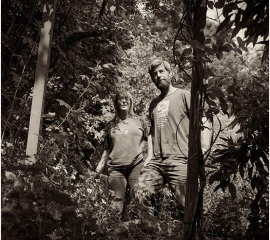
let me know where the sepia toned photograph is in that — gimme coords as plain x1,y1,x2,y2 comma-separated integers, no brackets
1,0,268,239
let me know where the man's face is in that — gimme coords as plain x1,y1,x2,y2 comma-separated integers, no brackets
151,63,171,91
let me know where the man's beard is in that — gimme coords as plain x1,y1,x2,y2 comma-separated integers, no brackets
156,81,169,91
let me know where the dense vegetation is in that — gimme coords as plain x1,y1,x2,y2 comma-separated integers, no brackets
1,0,268,239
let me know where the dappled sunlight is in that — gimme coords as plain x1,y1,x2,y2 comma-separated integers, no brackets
1,0,268,239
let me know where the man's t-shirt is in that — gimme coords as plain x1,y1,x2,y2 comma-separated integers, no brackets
104,116,148,168
149,88,190,158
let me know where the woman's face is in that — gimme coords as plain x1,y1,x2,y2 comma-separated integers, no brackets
117,96,130,112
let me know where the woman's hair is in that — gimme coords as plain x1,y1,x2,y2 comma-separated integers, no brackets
148,59,171,78
113,90,134,119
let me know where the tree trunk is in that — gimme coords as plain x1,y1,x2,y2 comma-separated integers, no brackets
184,0,207,239
26,0,56,163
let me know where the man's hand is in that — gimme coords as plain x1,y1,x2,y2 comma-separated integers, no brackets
201,116,212,154
145,134,153,167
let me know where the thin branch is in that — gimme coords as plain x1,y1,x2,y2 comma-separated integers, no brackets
6,7,19,37
237,54,257,76
98,0,108,23
1,34,40,142
61,31,103,51
5,2,38,80
173,13,192,81
37,76,94,158
214,0,222,24
203,112,223,163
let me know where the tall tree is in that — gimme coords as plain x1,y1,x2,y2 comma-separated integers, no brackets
26,0,56,162
184,0,208,239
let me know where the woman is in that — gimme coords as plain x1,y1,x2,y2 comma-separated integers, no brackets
96,90,152,215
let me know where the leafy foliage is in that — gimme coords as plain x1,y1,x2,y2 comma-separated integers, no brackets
1,0,269,239
208,72,269,239
1,150,120,240
173,0,268,238
204,174,252,240
214,0,269,47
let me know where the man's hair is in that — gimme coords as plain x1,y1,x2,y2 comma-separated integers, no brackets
113,89,134,119
148,59,171,78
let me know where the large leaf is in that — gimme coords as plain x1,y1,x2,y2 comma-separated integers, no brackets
228,94,241,105
209,171,220,185
214,0,225,9
221,43,234,52
44,190,75,206
182,48,193,55
216,15,232,34
49,132,70,142
56,99,72,110
239,164,245,179
207,1,214,9
234,11,242,26
227,85,235,95
237,37,245,47
205,46,215,55
189,40,204,50
232,25,242,39
214,183,222,192
216,51,223,60
204,38,211,45
212,87,225,98
228,182,237,200
251,176,260,190
206,98,217,107
260,198,267,210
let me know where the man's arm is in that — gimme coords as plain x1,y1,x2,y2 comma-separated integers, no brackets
201,116,212,154
184,91,211,154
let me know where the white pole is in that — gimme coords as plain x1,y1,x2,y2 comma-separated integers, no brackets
26,0,56,163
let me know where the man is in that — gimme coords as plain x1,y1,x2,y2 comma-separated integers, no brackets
133,59,211,219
